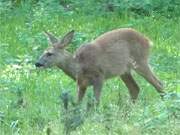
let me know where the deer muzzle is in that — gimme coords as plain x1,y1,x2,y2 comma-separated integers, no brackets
35,62,44,67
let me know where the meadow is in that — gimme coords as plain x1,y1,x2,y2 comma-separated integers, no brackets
0,0,179,134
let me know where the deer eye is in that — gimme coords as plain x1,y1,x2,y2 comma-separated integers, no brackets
46,52,53,56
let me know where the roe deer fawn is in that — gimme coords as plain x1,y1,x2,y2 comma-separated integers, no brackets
35,28,164,104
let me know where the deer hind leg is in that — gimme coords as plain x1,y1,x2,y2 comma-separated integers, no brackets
120,73,140,102
134,62,164,95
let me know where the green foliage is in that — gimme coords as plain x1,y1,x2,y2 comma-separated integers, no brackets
1,0,180,17
0,0,180,135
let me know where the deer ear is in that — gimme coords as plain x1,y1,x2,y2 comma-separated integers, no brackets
44,31,59,44
60,30,75,48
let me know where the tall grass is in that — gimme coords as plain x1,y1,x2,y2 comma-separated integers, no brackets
0,1,179,135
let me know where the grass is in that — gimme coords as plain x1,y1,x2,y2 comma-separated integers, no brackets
0,3,180,135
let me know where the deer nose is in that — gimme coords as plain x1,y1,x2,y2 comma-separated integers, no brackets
35,62,44,67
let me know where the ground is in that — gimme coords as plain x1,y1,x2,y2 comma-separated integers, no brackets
0,1,179,135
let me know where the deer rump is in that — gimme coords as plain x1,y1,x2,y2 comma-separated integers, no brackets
75,29,150,80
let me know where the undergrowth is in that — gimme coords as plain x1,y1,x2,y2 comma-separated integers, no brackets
0,1,179,135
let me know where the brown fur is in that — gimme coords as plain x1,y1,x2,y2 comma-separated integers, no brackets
35,28,164,104
75,28,164,103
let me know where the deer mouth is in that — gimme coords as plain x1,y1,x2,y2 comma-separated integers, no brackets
35,62,45,68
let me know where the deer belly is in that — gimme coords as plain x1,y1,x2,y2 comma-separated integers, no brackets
97,45,130,77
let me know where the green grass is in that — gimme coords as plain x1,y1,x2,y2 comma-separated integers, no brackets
0,4,180,135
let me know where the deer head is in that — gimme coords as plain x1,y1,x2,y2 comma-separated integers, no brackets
35,30,75,68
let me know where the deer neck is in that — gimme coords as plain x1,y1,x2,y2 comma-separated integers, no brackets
57,51,78,80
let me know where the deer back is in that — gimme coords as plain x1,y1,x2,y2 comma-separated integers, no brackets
75,28,151,79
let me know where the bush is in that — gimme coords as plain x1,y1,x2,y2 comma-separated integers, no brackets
1,0,180,17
